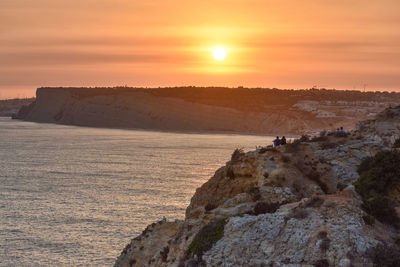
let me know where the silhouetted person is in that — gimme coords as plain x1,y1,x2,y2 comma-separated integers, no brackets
334,126,347,137
273,136,281,147
281,136,287,145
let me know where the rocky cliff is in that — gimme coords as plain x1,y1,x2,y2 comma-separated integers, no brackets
0,98,35,117
14,87,398,135
114,106,400,267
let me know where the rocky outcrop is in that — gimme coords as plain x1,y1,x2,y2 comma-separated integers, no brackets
357,105,400,147
115,107,400,267
15,87,398,135
203,192,377,267
311,135,384,187
114,219,183,267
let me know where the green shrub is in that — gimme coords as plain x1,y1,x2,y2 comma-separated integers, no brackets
160,246,169,262
366,243,400,267
314,259,329,267
187,217,229,258
393,138,400,148
253,202,280,215
354,150,400,226
356,156,372,174
362,214,375,225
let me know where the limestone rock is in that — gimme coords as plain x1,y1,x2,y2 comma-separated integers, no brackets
203,195,376,266
114,219,182,267
115,107,400,267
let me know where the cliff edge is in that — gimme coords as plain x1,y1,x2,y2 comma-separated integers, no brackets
115,105,400,266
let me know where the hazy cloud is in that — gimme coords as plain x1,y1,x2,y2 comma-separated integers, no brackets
1,0,400,97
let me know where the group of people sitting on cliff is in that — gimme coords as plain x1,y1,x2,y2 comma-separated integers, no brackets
334,126,347,137
336,126,346,134
273,136,286,147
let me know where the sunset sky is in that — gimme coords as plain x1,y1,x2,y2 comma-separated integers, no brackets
1,0,400,98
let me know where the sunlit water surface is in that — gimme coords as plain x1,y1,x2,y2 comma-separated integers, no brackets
0,118,274,266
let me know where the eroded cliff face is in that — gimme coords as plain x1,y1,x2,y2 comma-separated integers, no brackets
15,87,394,135
114,107,400,267
13,88,71,122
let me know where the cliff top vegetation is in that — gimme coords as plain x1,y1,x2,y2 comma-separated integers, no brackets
38,86,400,114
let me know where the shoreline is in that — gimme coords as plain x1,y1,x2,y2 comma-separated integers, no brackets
3,117,299,138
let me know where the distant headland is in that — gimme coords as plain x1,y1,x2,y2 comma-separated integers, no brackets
12,87,400,135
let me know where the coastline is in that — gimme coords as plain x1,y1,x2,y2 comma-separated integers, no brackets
13,87,396,138
4,117,299,139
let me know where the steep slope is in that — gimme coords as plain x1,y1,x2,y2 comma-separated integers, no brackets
114,107,400,266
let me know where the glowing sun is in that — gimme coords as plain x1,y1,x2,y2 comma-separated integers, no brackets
213,47,227,61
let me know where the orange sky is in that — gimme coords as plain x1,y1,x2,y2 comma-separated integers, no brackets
1,0,400,98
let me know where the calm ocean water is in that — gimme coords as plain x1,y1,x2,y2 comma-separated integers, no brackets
0,117,273,266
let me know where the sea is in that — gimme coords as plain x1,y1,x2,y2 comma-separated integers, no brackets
0,117,274,266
